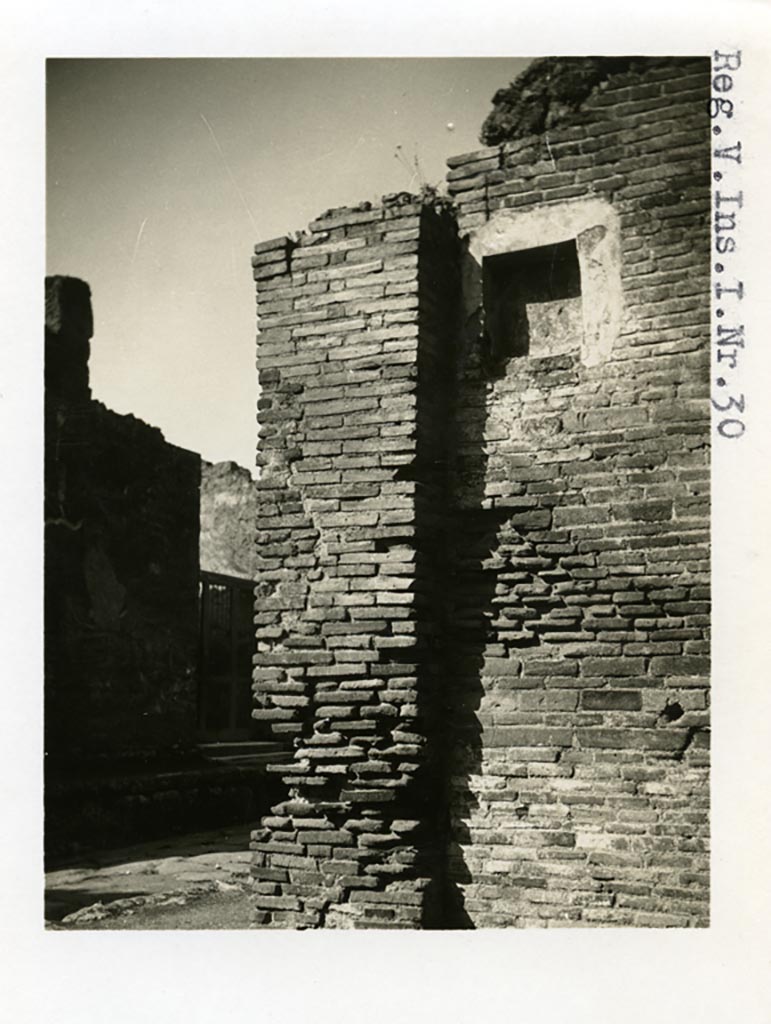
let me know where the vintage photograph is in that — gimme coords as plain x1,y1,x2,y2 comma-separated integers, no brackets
44,55,710,930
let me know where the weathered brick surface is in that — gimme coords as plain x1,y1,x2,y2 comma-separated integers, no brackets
252,58,710,928
251,193,457,927
443,58,710,928
200,460,260,579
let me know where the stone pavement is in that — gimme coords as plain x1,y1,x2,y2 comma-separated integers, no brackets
45,823,258,930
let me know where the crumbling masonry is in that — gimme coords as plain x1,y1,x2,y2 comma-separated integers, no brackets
250,58,710,927
44,278,277,858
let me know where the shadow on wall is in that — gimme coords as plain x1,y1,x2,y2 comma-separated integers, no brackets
442,242,506,928
441,245,584,928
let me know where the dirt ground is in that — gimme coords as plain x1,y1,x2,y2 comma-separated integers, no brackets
45,824,258,930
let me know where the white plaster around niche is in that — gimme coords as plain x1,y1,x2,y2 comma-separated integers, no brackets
467,198,623,367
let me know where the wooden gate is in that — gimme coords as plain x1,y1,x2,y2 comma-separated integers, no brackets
198,571,256,740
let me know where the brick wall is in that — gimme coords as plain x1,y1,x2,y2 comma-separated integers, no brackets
443,58,710,927
250,196,458,927
251,57,710,928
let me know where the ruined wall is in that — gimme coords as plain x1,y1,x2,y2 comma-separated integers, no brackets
251,57,710,928
200,460,260,579
444,59,710,926
45,276,201,762
250,196,458,927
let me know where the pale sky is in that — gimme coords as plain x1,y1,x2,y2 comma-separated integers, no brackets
46,58,529,472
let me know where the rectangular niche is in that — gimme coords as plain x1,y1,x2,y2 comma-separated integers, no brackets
482,239,583,360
